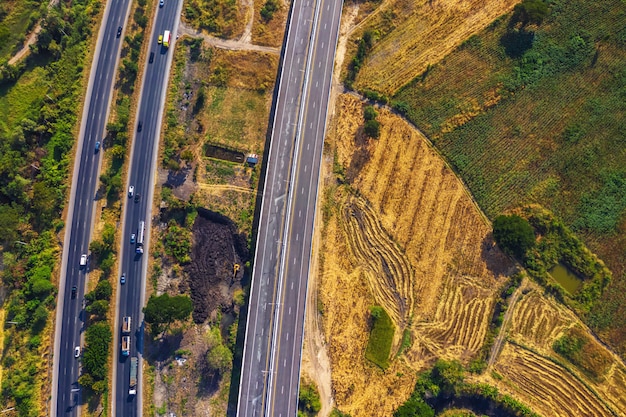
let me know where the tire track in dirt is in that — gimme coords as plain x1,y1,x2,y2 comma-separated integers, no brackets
342,195,415,330
496,343,616,417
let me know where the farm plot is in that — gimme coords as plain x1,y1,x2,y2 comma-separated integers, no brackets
318,94,513,414
509,289,575,351
494,343,616,417
342,194,415,331
350,0,518,96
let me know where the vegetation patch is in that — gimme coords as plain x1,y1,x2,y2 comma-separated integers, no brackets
391,0,626,351
553,326,612,381
298,380,322,416
365,306,394,369
184,0,243,39
0,0,41,62
395,360,539,417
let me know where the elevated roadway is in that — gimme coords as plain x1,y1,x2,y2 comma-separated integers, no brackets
237,0,342,414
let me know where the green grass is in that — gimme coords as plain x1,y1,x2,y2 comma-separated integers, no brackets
0,66,47,133
365,306,395,369
0,0,41,62
391,0,626,353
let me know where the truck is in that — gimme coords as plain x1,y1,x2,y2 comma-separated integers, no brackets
163,30,171,48
136,220,145,254
121,336,130,356
122,316,131,334
129,357,138,395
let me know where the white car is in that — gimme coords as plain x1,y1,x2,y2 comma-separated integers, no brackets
159,0,164,6
74,346,81,358
80,254,87,267
128,185,134,198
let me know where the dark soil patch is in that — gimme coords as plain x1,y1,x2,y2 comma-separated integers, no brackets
186,208,249,323
205,144,245,163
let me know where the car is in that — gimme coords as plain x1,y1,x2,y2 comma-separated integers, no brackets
95,141,101,152
74,346,81,358
130,233,136,244
120,273,126,285
137,121,143,132
149,51,155,63
158,34,163,44
80,254,87,267
71,285,77,299
128,185,134,198
134,193,141,203
117,26,122,38
159,0,164,6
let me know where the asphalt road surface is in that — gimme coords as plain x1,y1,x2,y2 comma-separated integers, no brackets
52,0,132,414
237,0,342,415
111,0,182,416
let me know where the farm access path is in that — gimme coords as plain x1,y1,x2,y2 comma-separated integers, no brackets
177,22,280,54
7,0,60,65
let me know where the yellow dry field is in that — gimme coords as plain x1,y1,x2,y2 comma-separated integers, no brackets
508,289,576,351
489,285,626,416
251,0,288,47
352,0,518,95
493,343,618,417
319,94,513,414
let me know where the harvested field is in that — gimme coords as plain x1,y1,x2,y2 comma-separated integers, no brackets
343,195,414,330
494,343,616,417
509,289,575,351
411,275,495,361
351,0,518,96
319,94,513,414
185,208,249,323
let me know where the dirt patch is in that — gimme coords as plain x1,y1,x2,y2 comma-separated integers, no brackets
185,208,249,323
205,144,245,163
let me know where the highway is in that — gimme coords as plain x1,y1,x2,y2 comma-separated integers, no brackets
237,0,342,415
51,0,132,414
110,0,183,416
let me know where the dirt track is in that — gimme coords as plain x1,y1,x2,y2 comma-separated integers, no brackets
185,208,249,323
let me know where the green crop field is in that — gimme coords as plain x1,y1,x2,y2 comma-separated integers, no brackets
392,0,626,354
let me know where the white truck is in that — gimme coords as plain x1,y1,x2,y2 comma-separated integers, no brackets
121,336,130,356
163,30,171,48
122,316,131,334
129,357,138,395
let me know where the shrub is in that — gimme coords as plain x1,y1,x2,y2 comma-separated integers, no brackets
493,214,535,259
365,306,394,369
364,119,380,139
298,382,322,415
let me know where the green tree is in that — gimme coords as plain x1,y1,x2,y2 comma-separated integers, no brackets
511,0,549,28
207,343,233,374
393,396,434,417
86,300,109,319
363,105,378,121
493,214,536,259
298,382,322,415
364,119,381,139
83,323,112,380
431,359,464,396
143,293,193,334
0,205,20,245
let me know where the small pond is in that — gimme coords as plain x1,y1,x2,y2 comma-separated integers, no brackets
549,263,583,295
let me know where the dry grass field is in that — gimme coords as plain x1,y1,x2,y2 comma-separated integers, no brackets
319,94,513,414
318,94,626,416
251,0,288,46
493,343,617,417
350,0,518,96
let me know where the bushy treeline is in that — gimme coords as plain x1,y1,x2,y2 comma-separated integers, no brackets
394,360,539,417
0,0,103,414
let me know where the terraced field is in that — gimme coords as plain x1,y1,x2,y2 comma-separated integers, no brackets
495,343,617,417
509,290,575,350
318,94,514,414
343,195,415,330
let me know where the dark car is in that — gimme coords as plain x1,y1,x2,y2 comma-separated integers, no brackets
137,121,142,132
134,193,141,203
95,141,101,152
149,52,155,63
117,26,122,38
71,285,77,299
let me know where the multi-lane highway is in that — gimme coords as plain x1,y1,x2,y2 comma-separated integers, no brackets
237,0,342,414
111,0,182,415
51,0,132,414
